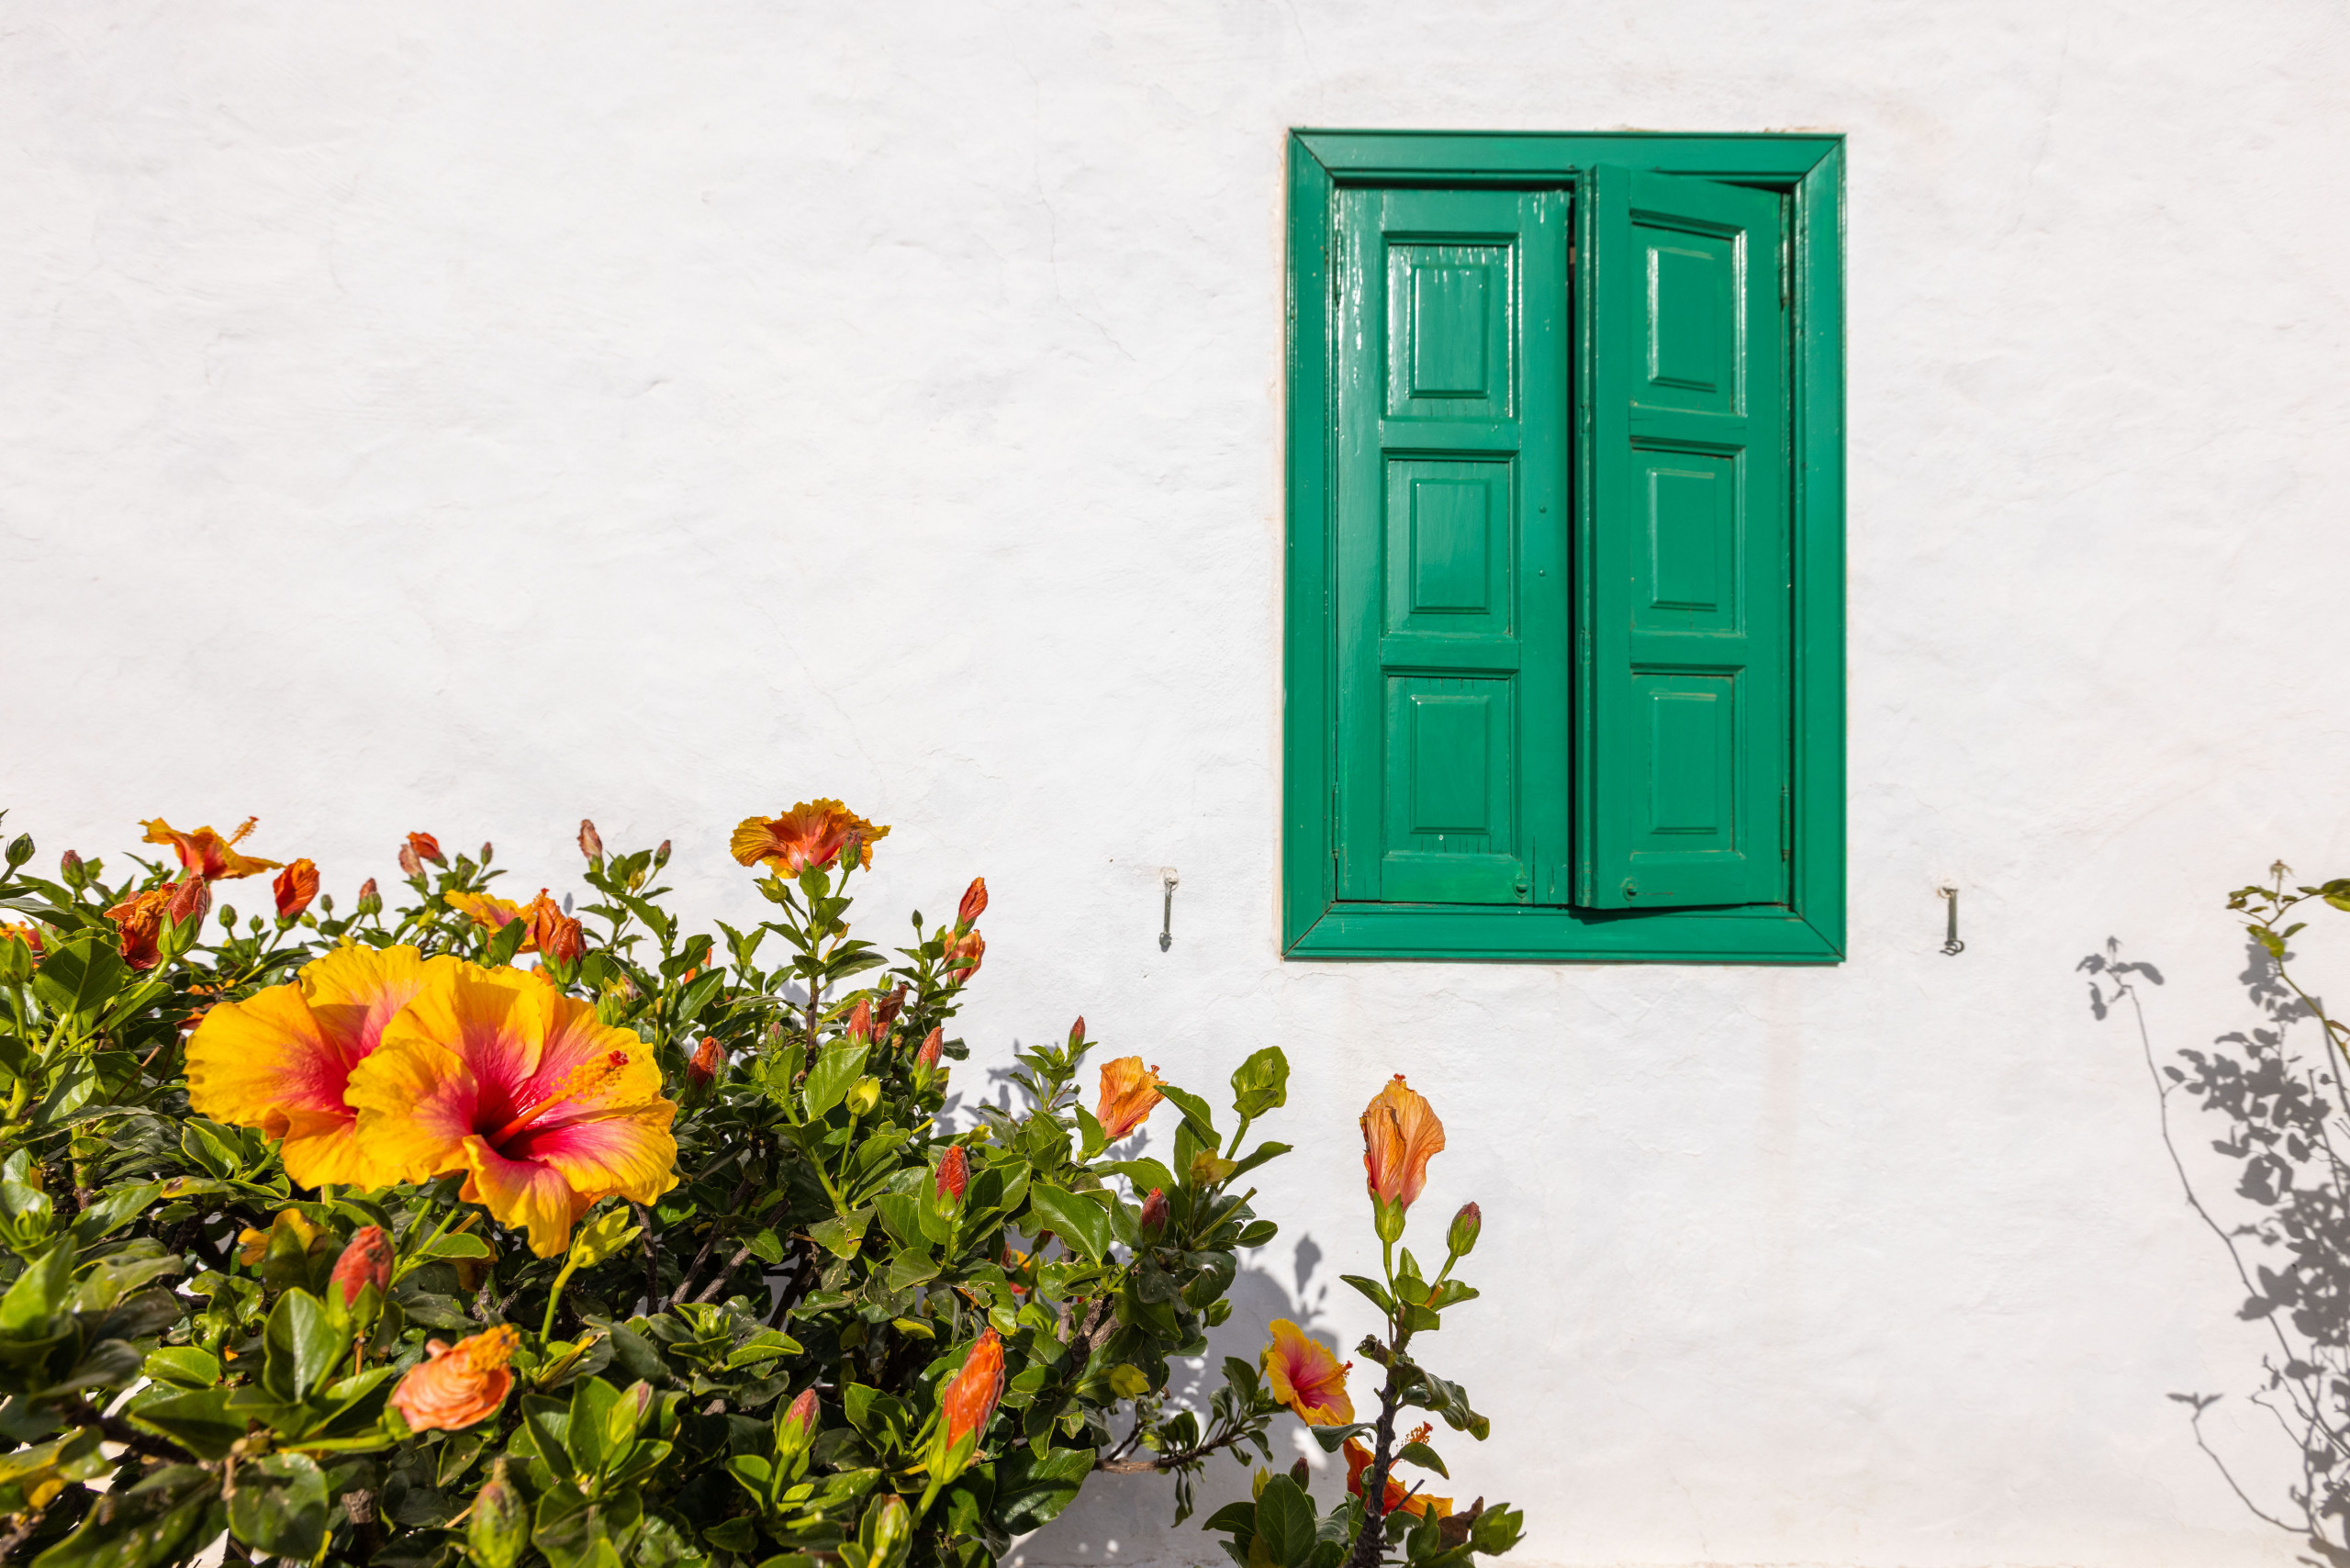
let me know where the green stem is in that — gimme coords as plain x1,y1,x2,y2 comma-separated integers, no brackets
541,1260,579,1340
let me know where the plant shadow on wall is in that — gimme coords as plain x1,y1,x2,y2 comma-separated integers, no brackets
0,802,1525,1568
2084,863,2350,1568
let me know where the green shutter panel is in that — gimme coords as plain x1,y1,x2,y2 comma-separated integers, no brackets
1578,165,1790,909
1333,186,1572,905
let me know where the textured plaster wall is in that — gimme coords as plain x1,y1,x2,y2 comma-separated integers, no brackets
7,2,2350,1563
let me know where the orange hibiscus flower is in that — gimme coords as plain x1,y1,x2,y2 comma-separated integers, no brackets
729,800,890,876
1361,1075,1445,1214
140,817,281,881
1345,1438,1450,1520
105,879,208,970
1260,1319,1353,1426
389,1326,520,1432
1093,1057,1164,1140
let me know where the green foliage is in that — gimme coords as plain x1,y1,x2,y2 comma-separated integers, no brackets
0,808,1322,1567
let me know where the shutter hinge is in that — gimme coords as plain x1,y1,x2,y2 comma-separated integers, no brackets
1779,229,1790,308
1331,245,1343,307
1781,785,1792,860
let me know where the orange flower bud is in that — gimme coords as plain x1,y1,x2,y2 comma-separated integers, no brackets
941,928,984,983
355,877,382,915
1138,1187,1169,1240
1093,1057,1164,1140
408,832,445,868
543,913,585,965
940,1328,1004,1446
578,819,604,860
957,877,988,931
1068,1016,1086,1047
935,1145,968,1202
845,998,873,1044
330,1225,394,1306
916,1027,944,1070
273,858,319,920
688,1036,722,1093
1361,1076,1445,1215
390,1325,519,1432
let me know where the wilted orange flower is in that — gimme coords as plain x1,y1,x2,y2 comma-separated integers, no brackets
1261,1319,1352,1426
957,878,987,930
1361,1075,1446,1214
686,1036,722,1095
523,891,583,963
390,1325,519,1432
940,928,984,983
1344,1439,1449,1518
577,820,604,861
346,963,679,1256
729,800,890,876
1138,1186,1169,1238
140,817,281,881
408,833,446,868
0,922,45,958
273,859,320,921
1094,1057,1164,1140
187,946,458,1186
105,879,208,970
875,983,908,1033
941,1327,1005,1445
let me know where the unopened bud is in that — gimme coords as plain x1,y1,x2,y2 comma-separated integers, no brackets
5,834,32,870
957,877,988,931
935,1146,969,1203
467,1457,529,1568
166,878,210,929
845,1077,881,1117
1447,1201,1482,1258
687,1036,722,1095
330,1225,394,1307
543,913,585,965
1291,1456,1311,1487
578,819,604,861
1138,1187,1169,1241
1069,1016,1086,1047
408,831,444,867
778,1387,821,1456
355,878,383,916
864,1493,912,1568
915,1027,944,1071
59,848,84,880
845,998,872,1044
478,841,494,865
653,839,672,869
273,858,319,921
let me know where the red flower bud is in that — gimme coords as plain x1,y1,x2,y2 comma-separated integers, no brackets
941,1328,1004,1445
273,858,319,921
330,1225,394,1306
687,1036,722,1095
543,913,585,965
355,877,382,915
1447,1201,1482,1258
935,1146,969,1202
778,1386,821,1453
478,841,494,865
916,1027,944,1070
957,877,988,931
845,998,872,1044
166,877,210,929
1068,1016,1086,1047
408,832,445,867
1139,1187,1169,1239
578,819,604,861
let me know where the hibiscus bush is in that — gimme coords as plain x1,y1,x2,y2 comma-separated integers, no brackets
0,804,1523,1568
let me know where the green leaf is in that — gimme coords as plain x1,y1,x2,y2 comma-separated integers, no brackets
485,914,531,967
990,1444,1094,1534
1396,1440,1449,1478
226,1451,329,1562
261,1289,343,1404
1102,1159,1180,1198
1255,1473,1317,1568
1158,1084,1219,1144
128,1387,244,1460
1226,1142,1292,1182
1202,1499,1259,1537
1340,1273,1395,1314
808,1208,872,1260
1027,1186,1112,1263
30,939,129,1026
142,1347,221,1390
803,1042,871,1121
0,1240,70,1336
422,1232,498,1262
1230,1047,1290,1118
31,1462,219,1568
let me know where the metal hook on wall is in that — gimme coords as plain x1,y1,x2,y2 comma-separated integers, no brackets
1938,886,1964,956
1158,868,1179,952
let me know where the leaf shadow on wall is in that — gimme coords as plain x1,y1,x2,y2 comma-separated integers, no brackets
969,1055,1355,1566
2085,938,2350,1568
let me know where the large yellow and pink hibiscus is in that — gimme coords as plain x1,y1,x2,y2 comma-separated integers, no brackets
345,963,678,1256
185,945,458,1186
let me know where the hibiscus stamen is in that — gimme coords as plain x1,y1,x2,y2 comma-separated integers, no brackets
490,1050,632,1145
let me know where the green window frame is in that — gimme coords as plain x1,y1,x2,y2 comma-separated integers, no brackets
1281,129,1845,963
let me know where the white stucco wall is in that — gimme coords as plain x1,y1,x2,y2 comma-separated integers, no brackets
9,2,2350,1563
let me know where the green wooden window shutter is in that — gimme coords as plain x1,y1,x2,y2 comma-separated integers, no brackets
1577,164,1791,910
1332,186,1572,906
